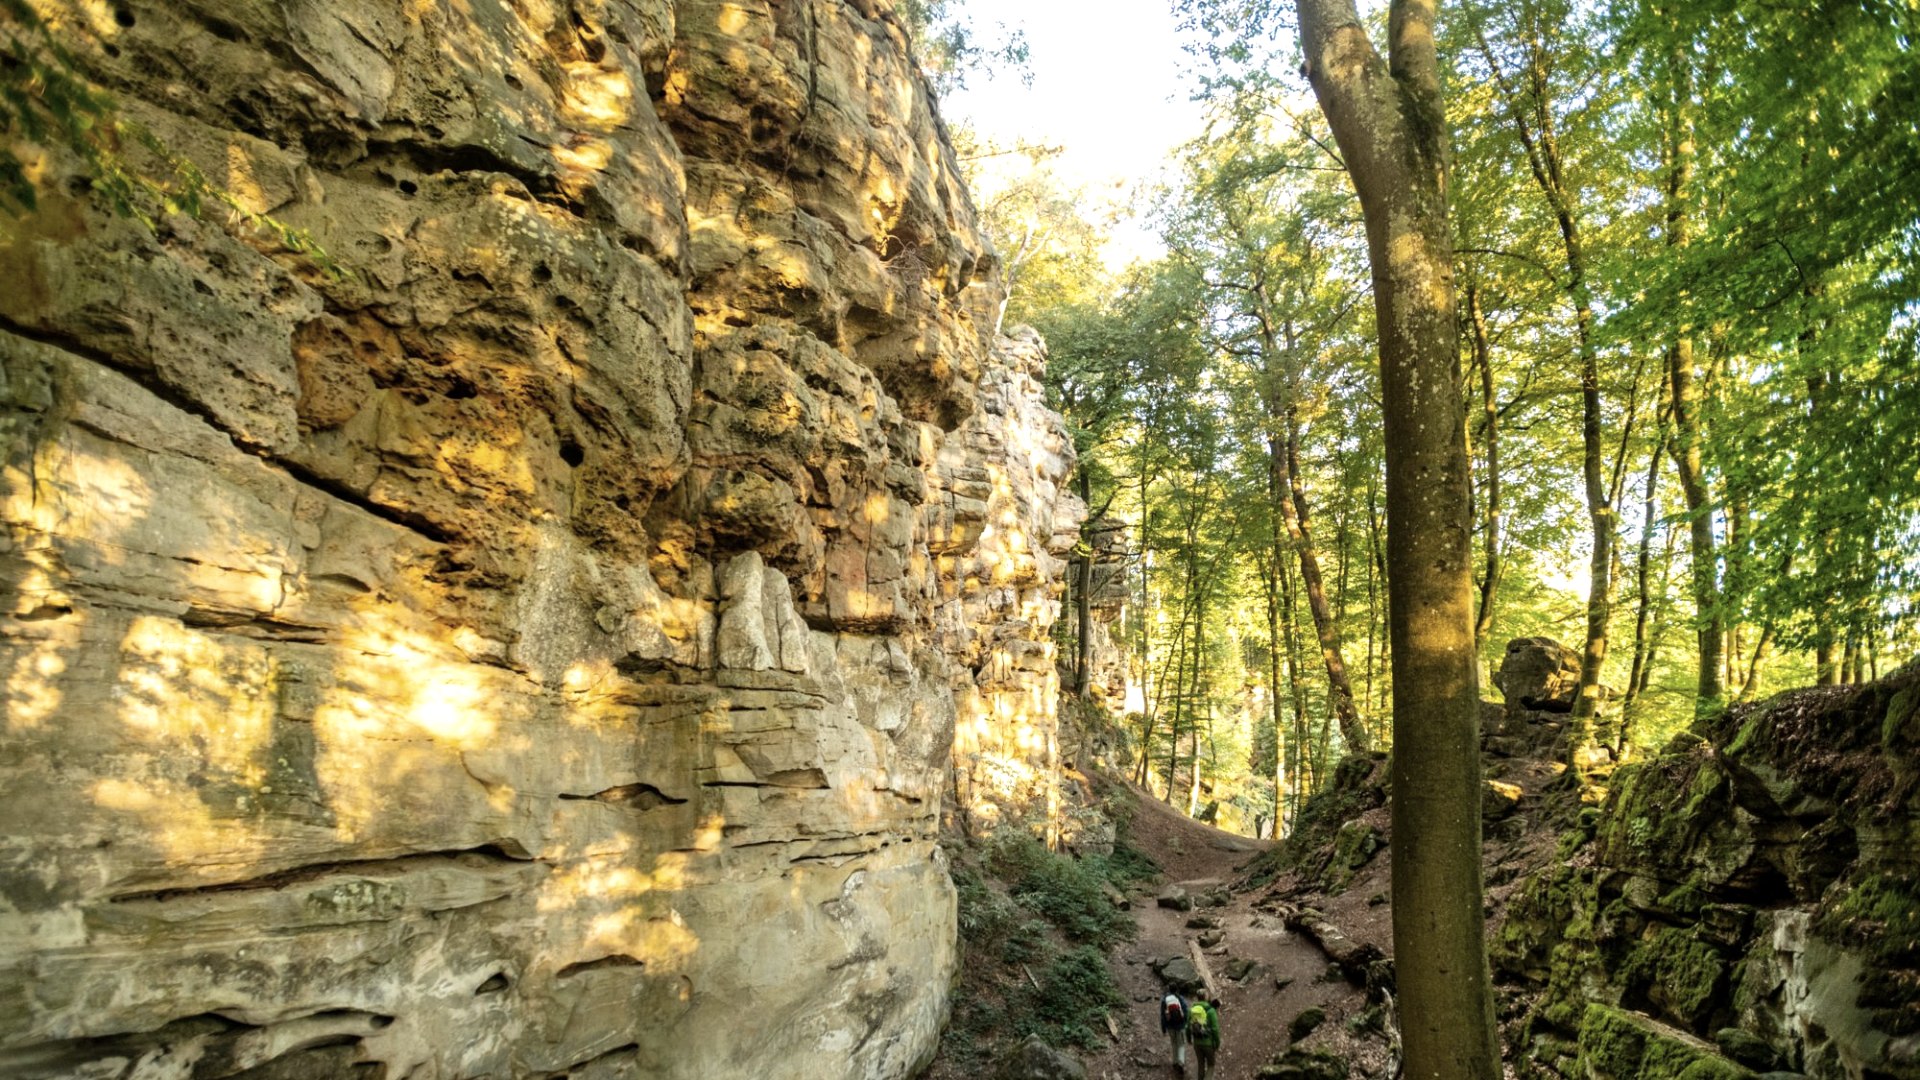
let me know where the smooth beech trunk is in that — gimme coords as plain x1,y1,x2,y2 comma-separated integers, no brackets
1470,8,1613,760
1271,424,1371,754
1468,283,1502,662
1660,40,1725,712
1296,1,1501,1077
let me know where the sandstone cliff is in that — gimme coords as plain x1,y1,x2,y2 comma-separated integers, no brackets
0,2,1083,1078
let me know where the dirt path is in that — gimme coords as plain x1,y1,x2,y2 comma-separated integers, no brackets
1087,785,1376,1080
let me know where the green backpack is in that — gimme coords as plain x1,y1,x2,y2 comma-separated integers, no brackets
1187,1001,1218,1048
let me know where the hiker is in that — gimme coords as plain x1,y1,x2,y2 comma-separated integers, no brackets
1188,993,1223,1080
1159,991,1189,1073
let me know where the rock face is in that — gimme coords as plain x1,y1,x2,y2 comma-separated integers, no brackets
1494,665,1920,1080
0,2,1081,1078
935,327,1084,840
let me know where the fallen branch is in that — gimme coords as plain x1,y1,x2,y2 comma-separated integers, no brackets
1285,907,1384,976
1186,939,1221,999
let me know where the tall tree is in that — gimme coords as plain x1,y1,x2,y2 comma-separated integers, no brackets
1165,133,1375,755
1295,0,1502,1076
1653,33,1725,712
1461,0,1621,756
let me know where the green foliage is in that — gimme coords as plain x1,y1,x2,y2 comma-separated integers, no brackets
896,0,1029,94
1024,945,1124,1049
1089,835,1161,890
984,829,1135,948
1,0,111,217
1,1,337,273
942,832,1130,1068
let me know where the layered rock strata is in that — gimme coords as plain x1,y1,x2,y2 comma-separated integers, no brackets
932,328,1084,842
0,2,1081,1078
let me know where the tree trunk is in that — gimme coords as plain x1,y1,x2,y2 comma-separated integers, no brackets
1817,639,1839,686
1134,455,1153,786
1623,419,1667,737
1297,2,1501,1075
1471,9,1611,760
1658,41,1725,715
1266,455,1291,835
1266,555,1288,836
1468,282,1502,664
1165,581,1194,803
1185,598,1208,814
1276,417,1371,753
1073,469,1094,696
1282,548,1310,799
1736,625,1775,703
1366,477,1389,718
1668,335,1724,711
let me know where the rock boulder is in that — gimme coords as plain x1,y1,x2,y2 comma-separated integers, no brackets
991,1035,1088,1080
1496,636,1584,712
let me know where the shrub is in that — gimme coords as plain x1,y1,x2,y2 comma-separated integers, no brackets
985,830,1134,947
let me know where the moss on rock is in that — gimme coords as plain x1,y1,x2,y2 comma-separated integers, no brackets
1621,925,1733,1033
1577,1003,1756,1080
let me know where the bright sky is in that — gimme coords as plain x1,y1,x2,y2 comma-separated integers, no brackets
938,0,1214,265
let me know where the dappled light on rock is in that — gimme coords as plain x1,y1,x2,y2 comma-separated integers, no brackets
0,2,1086,1078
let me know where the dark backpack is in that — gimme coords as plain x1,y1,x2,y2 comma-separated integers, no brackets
1162,996,1185,1028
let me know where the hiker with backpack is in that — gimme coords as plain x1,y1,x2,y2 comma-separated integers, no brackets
1160,991,1189,1073
1187,993,1223,1080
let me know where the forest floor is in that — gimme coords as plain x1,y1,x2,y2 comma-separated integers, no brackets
1086,733,1572,1080
1083,783,1392,1080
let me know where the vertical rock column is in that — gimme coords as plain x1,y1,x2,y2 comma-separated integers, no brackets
927,328,1089,843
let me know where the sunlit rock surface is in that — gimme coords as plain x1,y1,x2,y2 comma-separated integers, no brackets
0,2,1079,1077
930,328,1084,841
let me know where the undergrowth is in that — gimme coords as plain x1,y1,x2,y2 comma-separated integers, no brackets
937,811,1160,1069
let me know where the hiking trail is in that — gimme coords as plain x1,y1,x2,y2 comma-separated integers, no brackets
1086,783,1393,1080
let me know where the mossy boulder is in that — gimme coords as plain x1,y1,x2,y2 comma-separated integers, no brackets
1713,1027,1783,1072
1578,1004,1756,1080
1324,820,1382,892
1599,734,1796,915
990,1034,1087,1080
1621,925,1735,1033
1256,1048,1349,1080
1813,871,1920,1037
